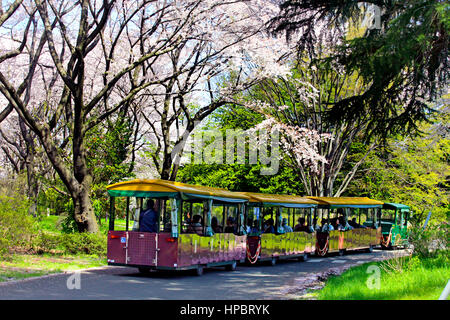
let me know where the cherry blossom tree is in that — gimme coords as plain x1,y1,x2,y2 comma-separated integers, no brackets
0,0,294,232
127,0,294,181
0,113,44,215
0,0,340,233
0,0,201,232
239,61,379,197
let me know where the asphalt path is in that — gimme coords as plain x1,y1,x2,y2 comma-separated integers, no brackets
0,249,407,300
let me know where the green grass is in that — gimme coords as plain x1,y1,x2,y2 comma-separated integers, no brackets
0,269,49,282
38,215,129,234
1,215,108,283
38,214,129,234
318,252,450,300
0,253,107,283
37,215,60,231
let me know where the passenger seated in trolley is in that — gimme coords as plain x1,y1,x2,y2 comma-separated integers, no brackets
224,216,237,234
211,216,221,233
343,218,353,230
187,214,204,235
311,218,321,232
349,217,366,229
294,217,308,232
249,220,260,234
246,217,253,234
139,199,158,233
334,218,344,231
282,218,293,232
321,219,334,232
263,218,275,233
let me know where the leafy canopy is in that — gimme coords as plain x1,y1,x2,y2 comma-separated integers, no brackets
270,0,450,140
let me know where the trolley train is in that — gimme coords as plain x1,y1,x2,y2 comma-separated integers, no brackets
106,179,410,276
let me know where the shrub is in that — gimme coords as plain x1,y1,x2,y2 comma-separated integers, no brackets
0,194,37,256
57,202,78,233
59,232,107,256
31,231,60,253
379,250,413,274
408,222,449,258
32,231,107,257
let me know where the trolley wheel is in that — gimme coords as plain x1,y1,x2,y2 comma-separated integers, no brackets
339,249,345,256
269,257,277,266
226,261,237,271
299,253,308,262
195,265,204,276
138,267,151,274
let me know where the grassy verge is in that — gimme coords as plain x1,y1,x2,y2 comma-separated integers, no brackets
0,215,108,283
0,253,107,283
317,252,450,300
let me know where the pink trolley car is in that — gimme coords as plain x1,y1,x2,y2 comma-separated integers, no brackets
106,179,250,276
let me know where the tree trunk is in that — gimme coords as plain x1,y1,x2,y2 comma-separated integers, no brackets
26,161,39,217
37,129,99,233
160,155,172,180
71,143,99,233
72,184,98,233
19,117,40,216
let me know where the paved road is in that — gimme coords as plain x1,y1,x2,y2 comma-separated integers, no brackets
0,249,407,300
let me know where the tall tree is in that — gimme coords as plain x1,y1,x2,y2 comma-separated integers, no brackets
0,0,211,232
131,0,293,181
0,0,293,232
236,57,380,196
269,0,450,139
346,100,449,222
0,114,43,216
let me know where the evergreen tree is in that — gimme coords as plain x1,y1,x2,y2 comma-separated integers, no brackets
270,0,449,139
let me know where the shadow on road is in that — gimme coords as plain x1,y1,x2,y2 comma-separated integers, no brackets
0,248,409,300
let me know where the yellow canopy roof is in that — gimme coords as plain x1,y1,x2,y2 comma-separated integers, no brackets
237,192,318,207
106,179,250,201
307,196,384,207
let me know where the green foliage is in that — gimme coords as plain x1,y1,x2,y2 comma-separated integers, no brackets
32,231,107,257
79,111,136,224
346,108,449,223
58,233,106,256
0,254,106,282
272,0,450,139
318,252,450,300
210,104,264,131
0,193,37,256
45,199,82,234
0,189,107,257
32,232,60,253
86,113,135,185
408,222,449,258
36,180,70,217
34,213,107,256
177,103,306,194
178,162,305,194
36,215,59,232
